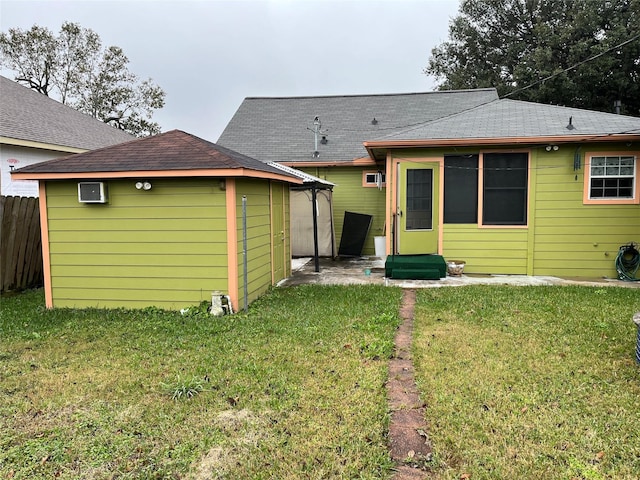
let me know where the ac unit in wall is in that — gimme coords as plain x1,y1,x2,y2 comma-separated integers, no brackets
78,182,108,203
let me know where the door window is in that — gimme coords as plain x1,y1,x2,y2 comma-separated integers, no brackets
406,169,433,230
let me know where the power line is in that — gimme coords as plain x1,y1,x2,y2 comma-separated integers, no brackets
504,33,640,99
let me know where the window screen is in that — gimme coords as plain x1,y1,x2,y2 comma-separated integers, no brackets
444,155,478,223
406,169,433,230
483,153,528,225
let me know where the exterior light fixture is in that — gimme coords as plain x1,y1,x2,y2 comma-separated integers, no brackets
545,145,559,152
135,181,152,190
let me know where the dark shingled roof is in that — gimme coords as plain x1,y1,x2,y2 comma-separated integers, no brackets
13,129,300,180
217,89,499,163
0,75,134,150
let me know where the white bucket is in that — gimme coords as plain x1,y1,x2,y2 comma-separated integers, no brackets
374,236,386,258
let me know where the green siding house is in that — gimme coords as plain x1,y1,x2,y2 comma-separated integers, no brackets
12,130,301,311
365,99,640,278
217,89,499,256
219,93,640,280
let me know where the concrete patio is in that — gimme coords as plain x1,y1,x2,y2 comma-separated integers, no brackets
278,256,640,289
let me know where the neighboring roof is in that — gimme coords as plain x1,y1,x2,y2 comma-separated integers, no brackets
217,89,499,164
0,75,134,151
11,129,302,183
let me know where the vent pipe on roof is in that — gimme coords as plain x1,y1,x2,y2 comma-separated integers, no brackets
614,100,622,115
566,116,575,130
308,116,327,158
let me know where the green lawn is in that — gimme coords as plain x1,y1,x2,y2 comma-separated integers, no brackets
413,285,640,480
0,286,402,479
4,284,639,479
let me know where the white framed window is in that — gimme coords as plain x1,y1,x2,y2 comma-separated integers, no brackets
362,170,385,188
586,155,637,203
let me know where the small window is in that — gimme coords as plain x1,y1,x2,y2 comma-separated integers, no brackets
588,155,635,200
482,152,528,226
363,171,386,188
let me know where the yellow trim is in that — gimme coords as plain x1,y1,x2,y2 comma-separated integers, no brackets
38,183,53,308
478,150,531,229
385,151,393,254
582,151,640,205
526,150,538,275
225,179,239,313
0,136,86,153
12,168,303,184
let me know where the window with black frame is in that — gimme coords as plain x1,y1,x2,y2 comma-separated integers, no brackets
444,155,479,224
406,169,433,230
482,152,528,226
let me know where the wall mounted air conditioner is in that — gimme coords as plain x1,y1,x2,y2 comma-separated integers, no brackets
78,182,108,203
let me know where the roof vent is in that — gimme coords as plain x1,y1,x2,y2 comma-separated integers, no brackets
371,117,378,125
566,116,575,130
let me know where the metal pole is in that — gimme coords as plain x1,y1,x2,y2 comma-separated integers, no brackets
242,196,248,312
312,186,320,272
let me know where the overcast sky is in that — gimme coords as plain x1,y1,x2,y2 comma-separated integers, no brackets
1,0,461,141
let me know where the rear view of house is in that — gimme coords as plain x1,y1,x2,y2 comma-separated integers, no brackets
219,91,640,280
12,130,302,311
366,99,640,279
217,89,499,257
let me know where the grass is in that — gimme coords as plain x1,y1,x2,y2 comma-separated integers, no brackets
412,285,640,479
0,285,402,479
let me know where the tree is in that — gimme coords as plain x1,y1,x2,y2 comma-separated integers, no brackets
0,22,165,136
425,0,640,116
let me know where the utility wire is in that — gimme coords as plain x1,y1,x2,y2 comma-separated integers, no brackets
504,33,640,98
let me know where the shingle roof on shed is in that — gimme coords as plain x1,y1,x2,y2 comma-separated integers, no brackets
12,129,301,182
381,99,640,141
0,75,134,151
217,89,499,163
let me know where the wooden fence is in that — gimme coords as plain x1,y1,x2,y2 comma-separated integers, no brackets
0,196,43,292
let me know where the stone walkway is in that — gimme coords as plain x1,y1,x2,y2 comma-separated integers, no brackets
387,289,431,479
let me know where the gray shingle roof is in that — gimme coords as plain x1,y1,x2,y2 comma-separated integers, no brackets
382,99,640,141
12,129,301,182
217,89,499,163
0,75,134,150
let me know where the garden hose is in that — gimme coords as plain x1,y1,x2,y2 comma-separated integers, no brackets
615,243,640,281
